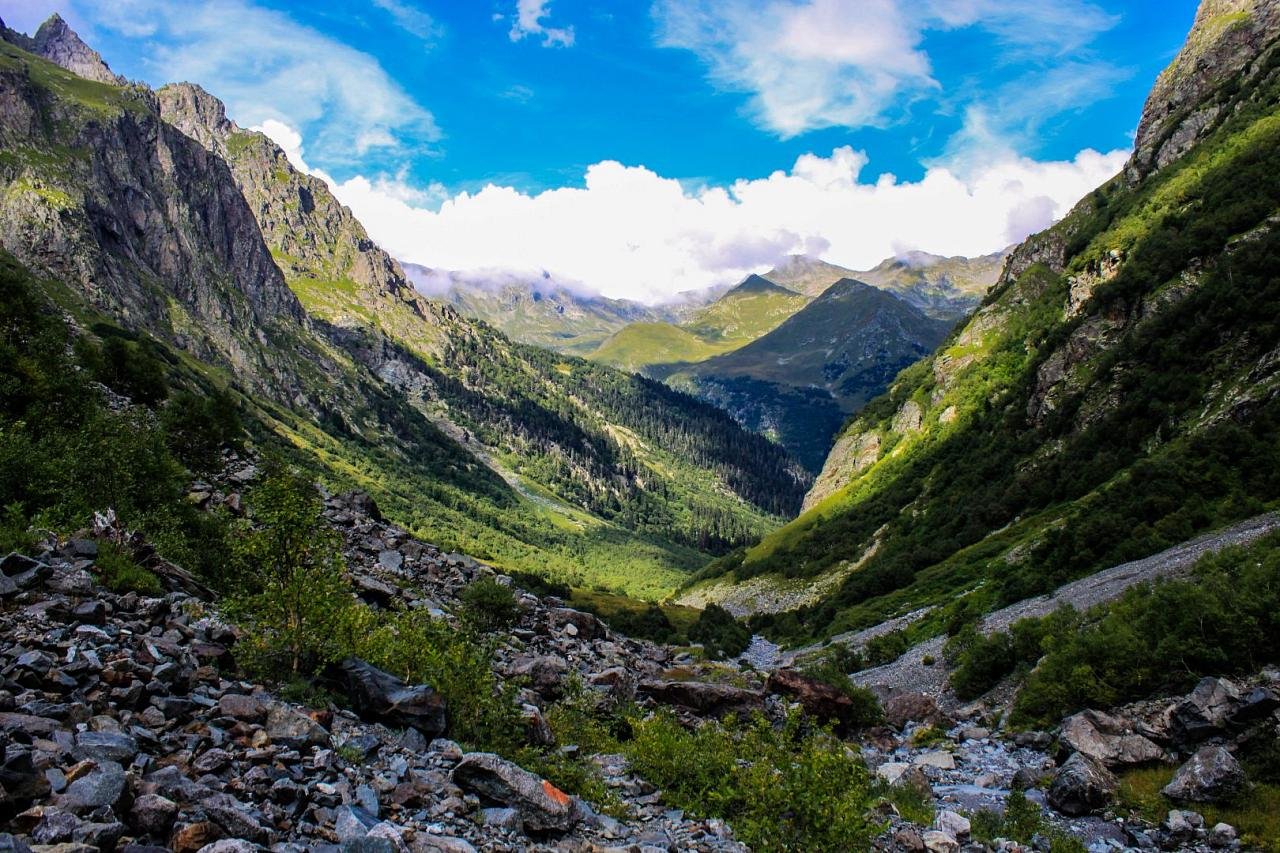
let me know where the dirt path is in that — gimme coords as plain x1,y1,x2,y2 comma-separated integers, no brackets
843,512,1280,702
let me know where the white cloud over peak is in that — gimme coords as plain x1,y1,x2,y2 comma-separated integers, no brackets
509,0,574,48
64,0,439,167
306,141,1126,304
653,0,1120,138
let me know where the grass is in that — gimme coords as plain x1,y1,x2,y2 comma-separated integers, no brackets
0,40,146,117
95,542,162,595
1118,766,1280,852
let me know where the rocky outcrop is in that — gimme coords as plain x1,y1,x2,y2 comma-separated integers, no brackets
1059,709,1163,768
19,14,126,85
1130,0,1280,180
802,429,880,510
451,753,579,833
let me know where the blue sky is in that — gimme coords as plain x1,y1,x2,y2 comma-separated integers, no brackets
4,0,1202,300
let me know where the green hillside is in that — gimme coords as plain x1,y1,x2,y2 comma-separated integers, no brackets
591,275,811,373
688,24,1280,641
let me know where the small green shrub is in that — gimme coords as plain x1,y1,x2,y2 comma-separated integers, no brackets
863,629,910,667
688,603,750,659
460,577,520,631
800,651,885,729
910,724,948,748
95,541,161,594
970,789,1086,853
160,388,243,474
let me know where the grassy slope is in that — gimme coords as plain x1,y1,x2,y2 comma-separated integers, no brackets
591,283,811,374
688,47,1280,640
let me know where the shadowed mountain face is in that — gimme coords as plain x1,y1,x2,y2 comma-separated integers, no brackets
665,280,954,472
0,17,810,597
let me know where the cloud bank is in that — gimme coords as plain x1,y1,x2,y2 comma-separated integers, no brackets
653,0,1120,138
279,135,1126,304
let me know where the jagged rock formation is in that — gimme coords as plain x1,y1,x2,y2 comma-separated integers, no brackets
1,13,126,85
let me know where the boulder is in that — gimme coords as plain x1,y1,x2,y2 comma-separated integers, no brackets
265,703,330,749
451,752,578,833
129,794,178,836
637,680,763,718
1046,752,1117,816
333,658,447,737
547,608,605,640
509,655,569,701
1162,746,1245,803
73,731,138,764
884,692,949,730
1171,677,1242,742
217,693,267,721
1060,709,1163,768
766,668,866,731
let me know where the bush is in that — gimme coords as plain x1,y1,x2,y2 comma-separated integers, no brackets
161,388,243,474
95,541,161,595
863,629,910,667
626,710,882,851
1011,534,1280,727
460,577,520,631
688,603,751,659
970,789,1086,853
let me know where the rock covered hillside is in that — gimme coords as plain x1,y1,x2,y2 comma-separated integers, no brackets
683,0,1280,641
0,16,807,597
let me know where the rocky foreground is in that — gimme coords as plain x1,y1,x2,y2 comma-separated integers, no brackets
1,473,1277,852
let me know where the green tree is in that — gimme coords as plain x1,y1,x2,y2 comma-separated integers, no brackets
227,463,352,676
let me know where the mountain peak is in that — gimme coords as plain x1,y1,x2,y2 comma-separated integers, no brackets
727,273,795,297
1131,0,1280,178
31,13,126,86
157,83,237,155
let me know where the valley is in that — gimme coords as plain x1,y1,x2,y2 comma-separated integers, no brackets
1,2,1280,851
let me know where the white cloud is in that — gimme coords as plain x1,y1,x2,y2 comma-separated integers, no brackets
653,0,1119,138
64,0,439,167
321,144,1127,304
509,0,574,47
371,0,442,45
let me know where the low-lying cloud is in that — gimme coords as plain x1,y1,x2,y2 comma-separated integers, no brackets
287,138,1126,304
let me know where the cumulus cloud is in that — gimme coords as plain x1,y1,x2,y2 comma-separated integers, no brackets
313,144,1127,304
653,0,1119,138
63,0,439,168
509,0,574,48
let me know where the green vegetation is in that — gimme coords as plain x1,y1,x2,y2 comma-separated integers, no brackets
94,541,161,595
459,577,521,631
938,533,1280,723
970,789,1087,853
1118,766,1280,852
723,49,1280,647
688,603,751,659
798,652,886,729
0,40,147,117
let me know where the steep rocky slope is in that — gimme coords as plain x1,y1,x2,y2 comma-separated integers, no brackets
685,0,1280,643
0,18,804,596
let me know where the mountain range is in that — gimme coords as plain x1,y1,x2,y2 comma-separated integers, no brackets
683,0,1280,647
0,14,808,599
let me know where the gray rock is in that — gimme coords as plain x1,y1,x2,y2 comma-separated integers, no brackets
61,761,126,810
74,730,139,764
201,794,271,844
1162,746,1245,803
197,842,260,853
1172,677,1242,742
130,793,179,835
332,658,446,737
265,703,329,748
1046,752,1117,816
1060,709,1162,768
452,752,579,833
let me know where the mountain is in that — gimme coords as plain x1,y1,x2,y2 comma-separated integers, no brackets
403,264,674,355
851,248,1009,320
760,255,859,297
681,0,1280,640
591,272,810,371
668,280,954,472
0,19,808,598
